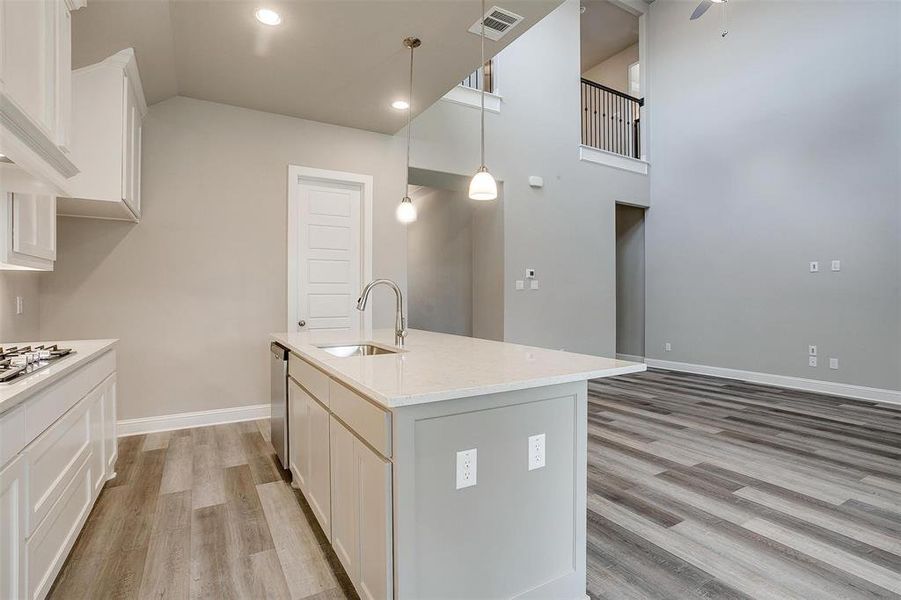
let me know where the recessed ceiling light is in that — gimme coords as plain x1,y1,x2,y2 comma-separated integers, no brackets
391,100,410,110
255,8,281,26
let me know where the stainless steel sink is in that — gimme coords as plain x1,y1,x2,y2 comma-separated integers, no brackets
316,344,397,358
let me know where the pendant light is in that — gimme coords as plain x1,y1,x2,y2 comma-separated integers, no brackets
396,37,421,224
468,0,497,201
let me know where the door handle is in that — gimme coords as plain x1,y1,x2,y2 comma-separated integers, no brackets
298,320,306,327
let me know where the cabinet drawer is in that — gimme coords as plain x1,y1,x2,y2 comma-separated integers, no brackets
25,393,92,536
289,354,329,407
26,456,92,600
329,381,391,458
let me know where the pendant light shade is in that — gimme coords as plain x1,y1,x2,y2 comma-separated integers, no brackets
469,166,497,201
396,37,421,224
396,196,417,223
469,0,497,201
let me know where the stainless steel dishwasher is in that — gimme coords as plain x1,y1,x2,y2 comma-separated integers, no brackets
270,342,289,469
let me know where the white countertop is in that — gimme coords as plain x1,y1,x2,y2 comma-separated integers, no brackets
0,339,118,415
271,329,645,409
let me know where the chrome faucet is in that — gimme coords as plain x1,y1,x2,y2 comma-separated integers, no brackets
356,279,407,347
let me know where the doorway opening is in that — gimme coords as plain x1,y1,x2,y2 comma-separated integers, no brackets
405,168,504,342
615,203,645,361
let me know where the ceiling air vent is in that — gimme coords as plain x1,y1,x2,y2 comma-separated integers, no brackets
468,6,524,41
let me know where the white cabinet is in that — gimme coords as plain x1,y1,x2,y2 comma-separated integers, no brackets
288,354,393,600
329,417,358,575
58,48,145,221
0,0,79,191
330,417,393,600
0,346,116,600
0,455,26,600
288,377,331,539
0,191,57,271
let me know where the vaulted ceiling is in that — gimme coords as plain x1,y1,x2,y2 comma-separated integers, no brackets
72,0,562,134
579,0,639,72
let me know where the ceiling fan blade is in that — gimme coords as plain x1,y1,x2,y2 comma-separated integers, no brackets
690,0,714,20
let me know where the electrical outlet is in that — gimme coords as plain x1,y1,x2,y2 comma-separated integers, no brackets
809,261,819,273
808,345,817,356
528,434,546,471
515,280,524,290
829,358,839,370
456,448,477,490
664,342,672,352
831,260,841,272
15,296,23,315
809,356,818,367
530,280,539,290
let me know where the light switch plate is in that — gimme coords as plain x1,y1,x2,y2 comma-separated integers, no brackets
831,260,841,272
530,280,539,290
809,261,819,273
456,448,477,490
528,434,546,471
808,345,817,356
829,358,839,369
664,342,672,352
515,280,524,290
15,296,23,315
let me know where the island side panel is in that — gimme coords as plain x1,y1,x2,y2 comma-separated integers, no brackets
392,381,587,600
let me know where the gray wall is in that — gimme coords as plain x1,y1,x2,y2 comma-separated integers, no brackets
582,42,638,95
0,272,41,343
645,0,901,390
411,0,649,357
407,186,473,337
39,96,407,420
615,204,644,358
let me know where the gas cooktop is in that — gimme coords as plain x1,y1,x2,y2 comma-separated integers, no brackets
0,345,75,384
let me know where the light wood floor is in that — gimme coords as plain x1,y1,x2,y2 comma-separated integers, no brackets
48,369,901,599
587,369,901,600
48,420,357,600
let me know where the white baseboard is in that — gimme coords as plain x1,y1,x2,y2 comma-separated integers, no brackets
616,353,646,363
117,403,271,437
645,358,901,406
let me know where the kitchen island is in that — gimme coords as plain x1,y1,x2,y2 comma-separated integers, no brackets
271,329,644,600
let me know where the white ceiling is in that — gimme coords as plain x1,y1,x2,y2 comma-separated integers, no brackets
72,0,561,134
579,0,639,72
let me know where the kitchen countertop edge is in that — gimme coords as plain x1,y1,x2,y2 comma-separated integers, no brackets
0,339,119,416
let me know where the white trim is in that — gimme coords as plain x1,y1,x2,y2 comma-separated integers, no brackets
579,145,649,175
117,404,271,437
441,85,502,113
286,165,373,335
606,0,648,16
645,359,901,407
616,353,646,363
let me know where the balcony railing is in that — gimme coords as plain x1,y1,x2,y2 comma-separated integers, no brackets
461,59,495,93
581,78,644,159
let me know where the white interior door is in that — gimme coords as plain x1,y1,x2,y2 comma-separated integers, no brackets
290,168,371,336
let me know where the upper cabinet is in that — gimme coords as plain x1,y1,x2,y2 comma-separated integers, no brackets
58,48,145,221
0,0,82,192
0,191,57,271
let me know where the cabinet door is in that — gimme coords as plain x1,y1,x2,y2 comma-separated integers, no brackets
87,386,105,497
11,193,56,261
102,376,117,477
288,378,310,493
54,0,72,152
121,76,135,210
306,397,331,540
329,417,358,578
0,455,26,600
0,0,56,137
355,442,392,600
